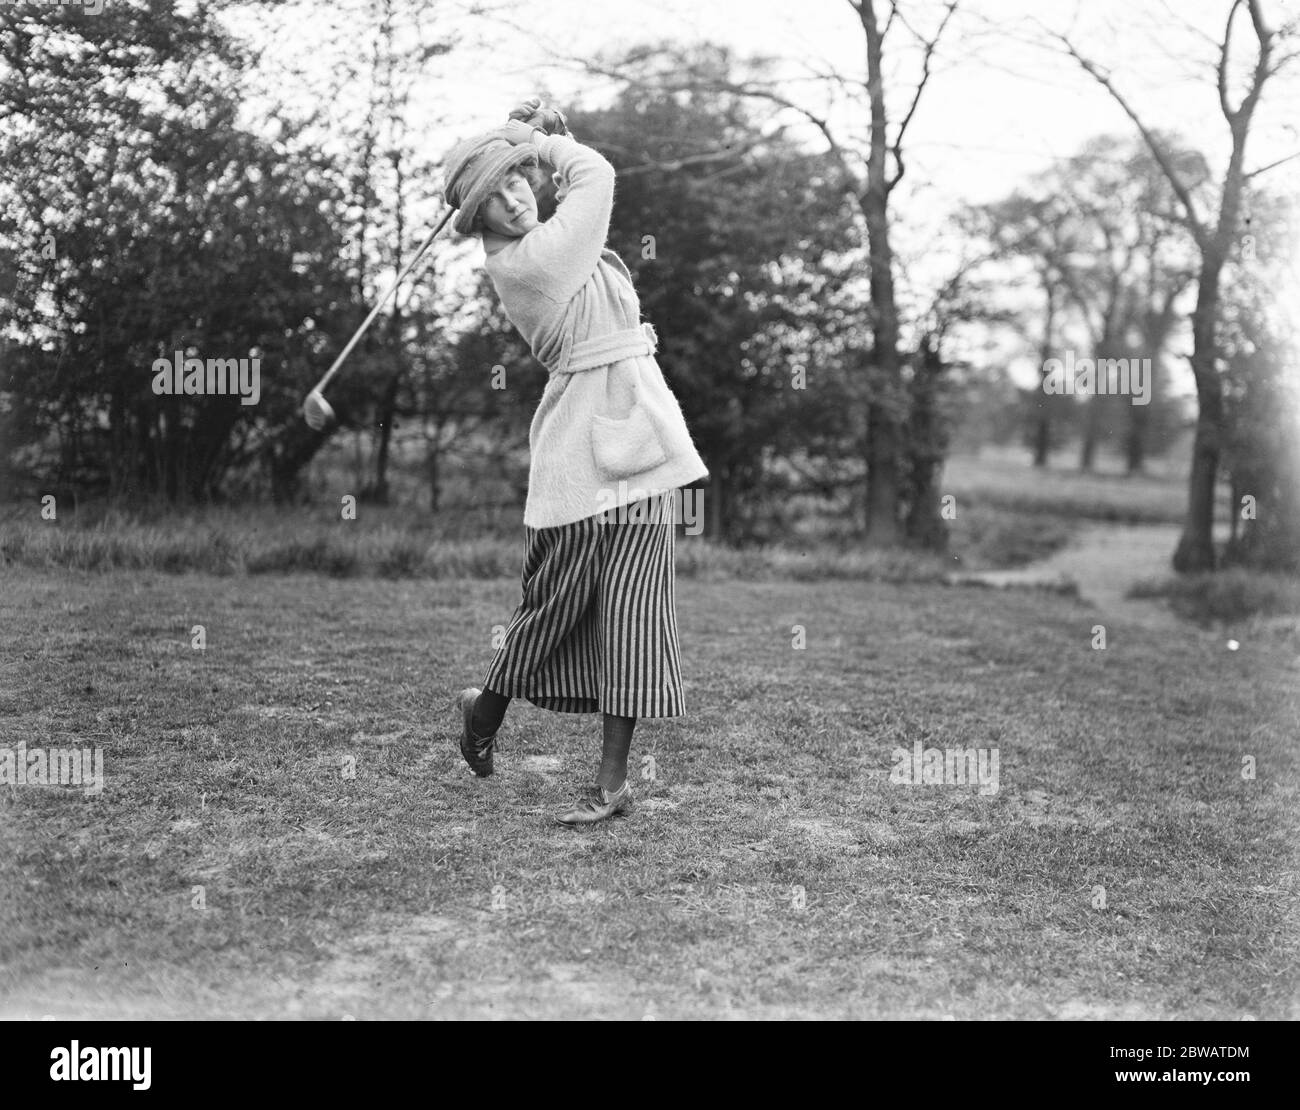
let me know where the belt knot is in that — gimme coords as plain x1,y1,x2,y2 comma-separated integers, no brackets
549,322,658,376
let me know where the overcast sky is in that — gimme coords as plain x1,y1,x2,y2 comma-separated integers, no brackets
236,0,1299,204
444,0,1298,196
230,0,1300,393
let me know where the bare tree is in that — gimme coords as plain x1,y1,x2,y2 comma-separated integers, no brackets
1050,137,1199,473
972,191,1083,467
1055,0,1297,570
572,1,960,546
853,1,961,544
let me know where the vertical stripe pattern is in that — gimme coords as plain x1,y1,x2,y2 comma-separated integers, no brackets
481,493,684,717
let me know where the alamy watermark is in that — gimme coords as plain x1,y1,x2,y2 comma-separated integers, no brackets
594,482,704,535
1042,350,1151,406
890,742,999,796
1,742,103,795
151,350,261,406
50,1042,150,1090
0,1,106,13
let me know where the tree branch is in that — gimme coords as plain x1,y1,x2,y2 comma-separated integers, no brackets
1236,0,1275,132
887,0,960,194
1053,32,1209,251
580,57,864,194
1244,149,1300,178
882,1,899,45
615,132,780,176
1218,0,1244,121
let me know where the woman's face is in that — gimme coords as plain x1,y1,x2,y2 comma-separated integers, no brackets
479,169,539,237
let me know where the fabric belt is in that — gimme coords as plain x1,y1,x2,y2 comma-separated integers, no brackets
548,321,658,376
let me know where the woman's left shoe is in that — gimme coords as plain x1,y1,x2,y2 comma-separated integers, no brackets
554,780,634,826
455,687,496,777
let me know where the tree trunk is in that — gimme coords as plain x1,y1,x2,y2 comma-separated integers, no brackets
1224,466,1300,574
865,400,901,543
268,425,326,504
1172,261,1224,572
903,338,949,551
370,374,398,504
1080,329,1120,473
1125,400,1148,474
1079,390,1101,472
109,384,127,496
427,437,441,512
1033,281,1057,468
1128,260,1179,477
859,0,902,546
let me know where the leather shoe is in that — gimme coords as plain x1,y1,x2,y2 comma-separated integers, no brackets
554,780,634,826
456,687,495,777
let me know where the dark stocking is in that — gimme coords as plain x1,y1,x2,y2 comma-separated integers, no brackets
470,688,511,739
597,713,636,793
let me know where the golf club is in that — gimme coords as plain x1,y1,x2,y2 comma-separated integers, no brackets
302,205,455,431
302,103,563,431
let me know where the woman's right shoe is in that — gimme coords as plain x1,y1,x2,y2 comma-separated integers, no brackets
554,780,634,825
456,687,496,777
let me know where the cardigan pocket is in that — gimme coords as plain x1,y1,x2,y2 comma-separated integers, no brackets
591,390,668,481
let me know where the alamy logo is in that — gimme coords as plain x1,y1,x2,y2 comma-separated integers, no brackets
890,742,999,796
151,350,261,406
0,1,105,14
50,1042,150,1090
1042,350,1152,406
0,743,103,795
593,482,704,535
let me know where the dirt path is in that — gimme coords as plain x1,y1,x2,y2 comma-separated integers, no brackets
951,522,1195,630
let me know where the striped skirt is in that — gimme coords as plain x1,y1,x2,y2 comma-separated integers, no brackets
481,492,685,718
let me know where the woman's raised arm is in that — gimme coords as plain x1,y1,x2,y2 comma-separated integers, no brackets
506,129,616,303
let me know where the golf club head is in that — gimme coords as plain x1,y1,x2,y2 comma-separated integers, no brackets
303,390,335,431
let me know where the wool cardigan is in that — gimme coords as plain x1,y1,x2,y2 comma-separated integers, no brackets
480,130,709,529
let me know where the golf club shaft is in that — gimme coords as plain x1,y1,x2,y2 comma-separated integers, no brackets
312,206,454,394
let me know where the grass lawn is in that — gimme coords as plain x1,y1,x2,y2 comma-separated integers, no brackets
941,446,1228,526
1,566,1296,1019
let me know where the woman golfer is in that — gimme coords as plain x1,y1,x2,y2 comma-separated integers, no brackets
441,99,708,825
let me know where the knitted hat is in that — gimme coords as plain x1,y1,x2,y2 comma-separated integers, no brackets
441,128,540,236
